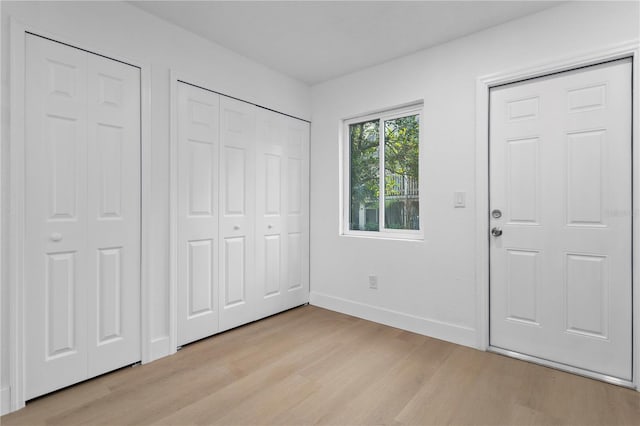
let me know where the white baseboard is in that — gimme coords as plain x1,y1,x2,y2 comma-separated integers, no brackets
309,291,478,348
0,386,10,416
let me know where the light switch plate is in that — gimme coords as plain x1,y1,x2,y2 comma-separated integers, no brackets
454,191,466,208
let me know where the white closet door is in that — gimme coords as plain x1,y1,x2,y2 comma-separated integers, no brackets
25,34,90,400
86,53,141,376
177,82,220,345
255,109,287,315
219,97,257,331
283,118,310,308
24,34,141,399
255,110,309,315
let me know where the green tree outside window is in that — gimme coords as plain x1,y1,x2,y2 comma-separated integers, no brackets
349,113,420,232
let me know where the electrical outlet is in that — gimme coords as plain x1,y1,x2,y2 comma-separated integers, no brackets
368,275,378,289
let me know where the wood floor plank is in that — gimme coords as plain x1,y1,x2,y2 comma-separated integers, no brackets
2,305,639,426
272,325,414,425
317,337,456,425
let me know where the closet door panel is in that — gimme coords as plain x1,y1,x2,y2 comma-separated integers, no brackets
224,237,246,305
255,110,309,315
86,53,141,377
24,36,89,399
219,96,257,331
284,119,310,304
177,83,220,346
255,110,287,315
25,34,142,399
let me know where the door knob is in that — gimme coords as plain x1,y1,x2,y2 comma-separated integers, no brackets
491,227,503,237
50,232,63,242
233,225,240,230
267,224,273,229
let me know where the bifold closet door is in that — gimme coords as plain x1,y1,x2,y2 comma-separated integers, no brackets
25,34,141,399
283,117,310,307
255,110,309,316
219,96,257,331
176,83,220,346
175,85,309,340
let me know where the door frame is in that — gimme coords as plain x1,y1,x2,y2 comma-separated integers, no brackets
6,17,154,411
475,40,640,389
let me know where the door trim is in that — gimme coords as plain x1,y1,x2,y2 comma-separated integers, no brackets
475,40,640,389
7,17,153,411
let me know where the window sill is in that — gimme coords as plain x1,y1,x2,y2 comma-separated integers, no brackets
340,231,424,242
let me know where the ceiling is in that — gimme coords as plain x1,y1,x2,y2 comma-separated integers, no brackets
131,1,563,85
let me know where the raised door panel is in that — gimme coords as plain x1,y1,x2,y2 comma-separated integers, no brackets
223,147,247,215
264,154,282,216
188,240,216,316
505,250,540,325
97,248,123,344
566,130,605,226
46,252,79,357
287,232,303,291
188,140,215,216
219,96,256,331
264,236,282,297
506,137,539,225
288,158,303,216
224,237,246,306
47,116,80,220
177,82,220,345
95,124,123,218
86,52,141,377
565,254,608,339
25,34,89,399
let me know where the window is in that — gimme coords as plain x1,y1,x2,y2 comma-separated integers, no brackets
343,104,422,239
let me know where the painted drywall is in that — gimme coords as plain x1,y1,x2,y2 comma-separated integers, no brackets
0,0,4,415
0,0,310,413
309,1,640,347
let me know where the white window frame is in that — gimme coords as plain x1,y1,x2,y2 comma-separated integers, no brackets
342,103,424,240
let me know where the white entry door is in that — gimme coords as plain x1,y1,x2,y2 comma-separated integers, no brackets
25,34,141,399
176,82,220,346
489,59,632,380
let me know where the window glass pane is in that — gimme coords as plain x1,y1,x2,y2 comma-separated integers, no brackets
349,120,380,231
384,115,419,230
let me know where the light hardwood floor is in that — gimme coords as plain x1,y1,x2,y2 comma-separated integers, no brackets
3,305,639,425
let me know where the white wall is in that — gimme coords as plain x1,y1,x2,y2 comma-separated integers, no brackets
309,1,640,347
0,0,310,413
